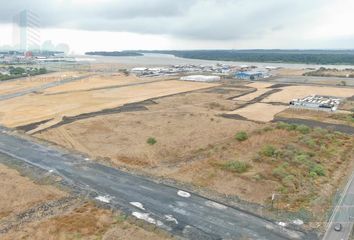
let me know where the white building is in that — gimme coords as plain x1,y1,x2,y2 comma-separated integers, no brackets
180,75,221,82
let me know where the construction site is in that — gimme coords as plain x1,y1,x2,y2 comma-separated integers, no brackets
0,62,353,239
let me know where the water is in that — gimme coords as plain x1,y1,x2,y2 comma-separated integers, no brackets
73,53,354,69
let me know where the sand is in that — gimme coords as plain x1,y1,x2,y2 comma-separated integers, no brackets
227,103,289,122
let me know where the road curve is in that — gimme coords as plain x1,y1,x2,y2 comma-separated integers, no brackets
0,126,314,239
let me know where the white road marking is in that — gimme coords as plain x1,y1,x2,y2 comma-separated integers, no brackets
277,222,287,227
130,202,145,210
95,195,112,203
132,212,163,226
205,200,227,210
292,219,304,226
177,190,191,198
165,215,178,224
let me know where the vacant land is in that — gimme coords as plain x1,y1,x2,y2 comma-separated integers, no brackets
1,70,353,231
262,85,354,104
0,163,66,220
304,68,354,78
35,86,256,166
227,103,288,122
0,71,81,96
0,159,172,240
0,79,217,129
2,202,171,240
276,108,354,127
273,68,312,77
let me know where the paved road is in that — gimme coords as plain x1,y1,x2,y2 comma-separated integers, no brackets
0,127,314,239
0,74,93,101
322,171,354,240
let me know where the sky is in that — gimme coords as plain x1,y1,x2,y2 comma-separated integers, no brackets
0,0,354,54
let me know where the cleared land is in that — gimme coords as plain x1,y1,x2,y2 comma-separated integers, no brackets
0,79,218,128
1,202,171,240
1,71,354,233
0,163,66,220
35,87,256,166
0,158,172,240
0,71,81,96
43,73,162,95
227,103,288,122
262,85,354,104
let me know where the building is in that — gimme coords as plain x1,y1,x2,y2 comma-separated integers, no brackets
290,95,342,112
235,71,264,80
180,75,221,82
12,10,41,51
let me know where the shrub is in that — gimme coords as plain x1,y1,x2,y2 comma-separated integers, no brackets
276,122,297,131
273,163,289,179
299,135,316,148
147,137,157,145
310,164,325,177
235,131,248,142
296,125,311,134
260,145,277,157
222,161,250,173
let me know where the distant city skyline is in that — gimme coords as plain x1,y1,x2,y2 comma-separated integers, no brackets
0,0,354,54
12,10,41,51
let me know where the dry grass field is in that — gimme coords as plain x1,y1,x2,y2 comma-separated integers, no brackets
0,71,82,96
262,85,354,104
0,163,66,220
1,70,354,225
0,79,218,128
2,203,172,240
227,103,288,122
0,161,172,240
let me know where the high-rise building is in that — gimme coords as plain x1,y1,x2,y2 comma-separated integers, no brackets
12,10,41,51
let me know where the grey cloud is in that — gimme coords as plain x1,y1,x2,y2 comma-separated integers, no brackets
0,0,330,41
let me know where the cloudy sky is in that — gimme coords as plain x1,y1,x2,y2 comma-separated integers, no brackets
1,0,354,53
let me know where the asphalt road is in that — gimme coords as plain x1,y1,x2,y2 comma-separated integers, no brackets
0,127,315,239
0,74,93,101
322,171,354,240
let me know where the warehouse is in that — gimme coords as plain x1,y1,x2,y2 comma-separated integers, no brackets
180,75,221,82
235,71,264,80
289,95,342,112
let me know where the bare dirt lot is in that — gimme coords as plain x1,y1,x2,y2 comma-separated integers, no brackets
0,72,82,96
2,203,171,240
2,71,354,229
35,86,257,166
0,159,172,240
227,103,288,122
273,68,312,77
0,79,218,129
0,163,66,220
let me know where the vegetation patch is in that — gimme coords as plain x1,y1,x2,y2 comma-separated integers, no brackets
235,131,248,142
221,161,250,173
146,137,157,145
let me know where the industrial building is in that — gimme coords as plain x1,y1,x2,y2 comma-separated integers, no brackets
180,75,221,82
289,95,342,112
235,71,264,80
